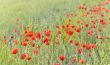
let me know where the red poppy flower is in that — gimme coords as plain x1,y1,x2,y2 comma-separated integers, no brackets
57,30,61,34
36,32,42,39
85,23,89,27
24,29,28,34
77,48,84,54
56,25,60,29
30,35,36,40
22,42,28,46
68,30,74,36
62,25,65,29
82,44,86,48
26,56,32,60
71,58,77,63
11,48,18,54
74,42,80,46
71,25,75,28
26,32,34,37
79,58,86,64
85,44,92,50
76,28,81,33
45,30,52,37
30,42,35,47
100,19,106,25
42,37,50,43
24,38,29,41
69,39,74,43
90,44,96,48
59,55,66,61
88,30,93,36
20,53,27,59
10,35,14,39
45,41,50,45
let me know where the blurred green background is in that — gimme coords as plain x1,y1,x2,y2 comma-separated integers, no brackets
0,0,104,34
0,0,71,34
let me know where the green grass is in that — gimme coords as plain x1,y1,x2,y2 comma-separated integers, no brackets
0,0,68,33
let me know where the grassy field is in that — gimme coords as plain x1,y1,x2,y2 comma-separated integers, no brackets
0,0,68,33
0,0,110,65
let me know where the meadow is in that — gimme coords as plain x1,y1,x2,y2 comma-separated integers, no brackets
0,0,110,65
